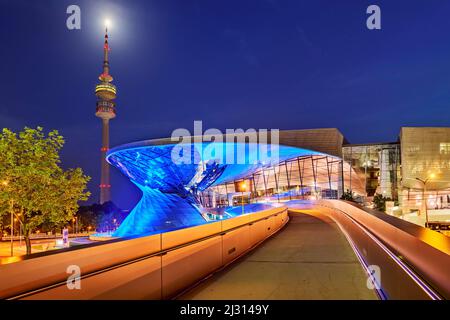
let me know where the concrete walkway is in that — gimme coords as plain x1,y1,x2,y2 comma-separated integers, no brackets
179,211,378,300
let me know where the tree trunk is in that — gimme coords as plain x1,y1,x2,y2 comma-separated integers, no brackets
25,232,31,255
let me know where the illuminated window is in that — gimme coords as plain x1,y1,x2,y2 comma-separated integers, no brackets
440,143,450,155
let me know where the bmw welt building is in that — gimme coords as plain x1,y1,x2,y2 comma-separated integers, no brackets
106,127,450,237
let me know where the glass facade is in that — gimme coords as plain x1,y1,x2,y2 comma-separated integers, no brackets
342,143,401,201
203,154,365,207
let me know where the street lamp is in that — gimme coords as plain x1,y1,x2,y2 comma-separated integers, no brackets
416,173,436,227
12,212,24,248
18,216,22,248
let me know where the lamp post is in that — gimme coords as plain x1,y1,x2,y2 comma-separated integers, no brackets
416,173,435,227
18,215,22,248
17,212,23,247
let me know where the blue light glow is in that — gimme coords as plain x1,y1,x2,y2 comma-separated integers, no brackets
107,141,326,237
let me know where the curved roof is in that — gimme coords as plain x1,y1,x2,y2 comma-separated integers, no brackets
107,128,345,156
106,140,331,195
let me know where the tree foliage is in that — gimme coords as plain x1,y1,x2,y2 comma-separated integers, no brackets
340,189,356,202
0,127,90,254
373,193,392,212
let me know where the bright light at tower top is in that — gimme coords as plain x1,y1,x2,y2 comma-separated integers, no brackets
104,19,112,30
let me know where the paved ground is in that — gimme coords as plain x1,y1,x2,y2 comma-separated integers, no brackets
0,239,57,257
179,211,378,300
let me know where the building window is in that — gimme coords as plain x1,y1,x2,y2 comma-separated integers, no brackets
440,143,450,154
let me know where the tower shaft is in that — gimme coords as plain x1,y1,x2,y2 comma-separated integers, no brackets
95,27,117,204
100,119,111,204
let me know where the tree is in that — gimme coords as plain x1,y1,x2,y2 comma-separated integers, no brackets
373,193,392,212
0,127,90,255
340,189,356,202
0,213,8,239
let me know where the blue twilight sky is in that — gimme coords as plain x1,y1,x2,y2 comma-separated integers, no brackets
0,0,449,209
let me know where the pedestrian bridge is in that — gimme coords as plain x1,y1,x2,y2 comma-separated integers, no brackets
0,200,448,300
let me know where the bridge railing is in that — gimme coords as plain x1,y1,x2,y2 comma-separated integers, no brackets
0,206,288,300
290,200,450,300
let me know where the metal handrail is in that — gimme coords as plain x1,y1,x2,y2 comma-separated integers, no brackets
290,200,450,299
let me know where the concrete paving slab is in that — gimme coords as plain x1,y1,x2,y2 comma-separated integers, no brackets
178,211,378,300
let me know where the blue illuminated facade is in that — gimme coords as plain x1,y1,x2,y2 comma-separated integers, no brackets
107,140,328,237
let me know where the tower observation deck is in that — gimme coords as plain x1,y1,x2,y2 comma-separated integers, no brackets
95,26,116,204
